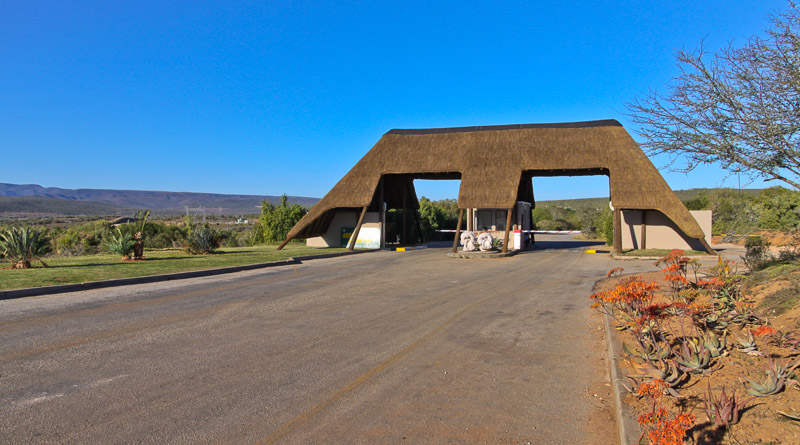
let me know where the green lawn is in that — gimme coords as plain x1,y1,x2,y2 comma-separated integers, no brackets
618,248,709,257
0,244,347,291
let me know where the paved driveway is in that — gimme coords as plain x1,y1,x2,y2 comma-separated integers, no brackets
0,237,661,444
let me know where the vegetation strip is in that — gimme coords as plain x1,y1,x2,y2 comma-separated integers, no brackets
0,249,367,300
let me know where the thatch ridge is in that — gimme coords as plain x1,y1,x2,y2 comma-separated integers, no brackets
387,119,622,135
284,121,706,248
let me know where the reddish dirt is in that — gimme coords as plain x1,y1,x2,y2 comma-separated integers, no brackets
594,267,800,444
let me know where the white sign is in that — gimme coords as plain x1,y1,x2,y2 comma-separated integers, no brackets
354,227,381,249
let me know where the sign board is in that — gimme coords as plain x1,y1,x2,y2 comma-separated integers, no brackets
341,227,354,247
340,226,380,249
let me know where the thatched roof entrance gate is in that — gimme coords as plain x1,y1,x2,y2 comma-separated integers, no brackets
278,120,713,254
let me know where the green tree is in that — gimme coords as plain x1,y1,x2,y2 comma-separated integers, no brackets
255,195,307,243
757,186,800,230
531,207,553,225
628,5,800,190
418,197,447,241
683,193,710,211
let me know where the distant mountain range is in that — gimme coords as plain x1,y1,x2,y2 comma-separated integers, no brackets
0,183,767,218
0,183,320,217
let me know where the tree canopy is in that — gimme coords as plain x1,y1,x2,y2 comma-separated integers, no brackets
628,4,800,190
254,195,307,243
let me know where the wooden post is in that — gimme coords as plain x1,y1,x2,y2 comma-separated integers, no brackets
641,210,647,250
277,238,291,250
348,207,368,251
466,208,473,231
414,209,423,244
380,177,386,249
613,208,622,254
402,184,407,245
452,209,464,253
502,207,513,254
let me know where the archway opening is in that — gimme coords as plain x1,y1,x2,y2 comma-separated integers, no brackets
380,173,461,247
525,171,612,250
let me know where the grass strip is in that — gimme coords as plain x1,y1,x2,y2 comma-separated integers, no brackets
0,244,347,291
618,248,709,257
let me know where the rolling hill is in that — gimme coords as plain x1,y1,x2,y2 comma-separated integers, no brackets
0,183,320,216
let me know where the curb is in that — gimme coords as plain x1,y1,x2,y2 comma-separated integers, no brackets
611,254,713,261
602,310,640,445
0,249,375,301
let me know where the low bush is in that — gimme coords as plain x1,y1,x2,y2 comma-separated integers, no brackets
104,228,135,259
743,236,772,271
185,224,222,254
0,226,51,268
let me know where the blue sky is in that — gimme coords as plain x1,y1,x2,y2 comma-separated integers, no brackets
1,1,789,201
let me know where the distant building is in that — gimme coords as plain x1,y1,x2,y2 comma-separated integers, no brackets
109,217,136,227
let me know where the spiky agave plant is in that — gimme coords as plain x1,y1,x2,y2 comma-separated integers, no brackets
185,224,221,254
0,226,51,269
104,228,135,260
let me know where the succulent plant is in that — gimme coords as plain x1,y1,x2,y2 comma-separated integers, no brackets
734,330,763,356
745,370,785,397
676,342,714,374
702,331,728,357
702,383,753,428
626,359,687,397
702,312,730,331
622,341,671,363
768,357,800,385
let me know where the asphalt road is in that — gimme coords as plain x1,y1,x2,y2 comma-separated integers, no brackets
0,237,663,444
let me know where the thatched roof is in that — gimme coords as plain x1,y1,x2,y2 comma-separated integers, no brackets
284,120,705,245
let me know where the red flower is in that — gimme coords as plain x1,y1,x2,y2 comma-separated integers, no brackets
752,326,777,337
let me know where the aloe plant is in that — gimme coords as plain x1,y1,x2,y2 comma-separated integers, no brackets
626,358,687,396
702,331,728,357
735,330,763,356
676,342,714,374
0,226,50,268
131,209,150,259
104,228,135,259
623,341,671,363
702,383,753,428
773,357,800,381
745,370,785,397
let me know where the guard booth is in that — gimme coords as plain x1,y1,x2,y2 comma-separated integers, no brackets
466,201,533,250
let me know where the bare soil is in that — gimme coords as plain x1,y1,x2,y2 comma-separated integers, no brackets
596,264,800,444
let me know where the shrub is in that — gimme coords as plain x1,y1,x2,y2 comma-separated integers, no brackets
0,226,51,268
104,228,135,259
54,220,111,255
743,236,773,271
186,224,222,254
253,195,307,244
